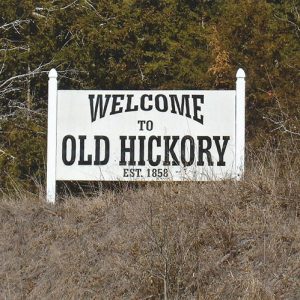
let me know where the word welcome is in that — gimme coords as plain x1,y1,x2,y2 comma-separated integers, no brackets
89,93,204,124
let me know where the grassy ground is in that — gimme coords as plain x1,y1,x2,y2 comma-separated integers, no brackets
0,143,299,299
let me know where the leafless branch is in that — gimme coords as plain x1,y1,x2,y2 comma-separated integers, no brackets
0,19,30,32
137,60,145,81
0,46,29,52
0,148,16,160
33,0,79,16
263,115,300,137
0,62,53,89
262,67,300,137
274,13,300,35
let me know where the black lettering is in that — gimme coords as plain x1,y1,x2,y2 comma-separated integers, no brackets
123,169,129,177
125,94,138,112
181,135,195,166
146,120,153,131
163,136,180,166
155,94,168,112
197,136,213,166
89,94,111,122
141,94,152,111
62,135,76,166
120,136,136,166
138,136,146,166
170,94,191,118
137,120,146,131
110,94,124,115
78,135,92,165
213,136,230,166
148,136,161,166
89,94,97,122
94,136,110,165
192,95,204,124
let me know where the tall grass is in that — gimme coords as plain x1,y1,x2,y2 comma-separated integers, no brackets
0,140,299,299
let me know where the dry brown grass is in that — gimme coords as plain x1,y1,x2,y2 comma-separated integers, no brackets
0,143,299,299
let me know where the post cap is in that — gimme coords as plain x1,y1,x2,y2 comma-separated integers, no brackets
49,68,58,78
236,68,246,78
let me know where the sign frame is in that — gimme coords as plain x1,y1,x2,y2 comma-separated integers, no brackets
46,69,245,203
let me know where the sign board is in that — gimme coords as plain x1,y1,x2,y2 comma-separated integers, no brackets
47,69,245,202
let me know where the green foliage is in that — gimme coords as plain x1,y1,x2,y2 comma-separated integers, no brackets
0,0,299,190
208,0,300,141
0,114,45,190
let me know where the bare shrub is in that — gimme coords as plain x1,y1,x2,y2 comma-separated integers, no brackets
0,143,299,299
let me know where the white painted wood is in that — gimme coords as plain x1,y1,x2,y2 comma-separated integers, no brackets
45,69,245,194
46,69,58,203
56,90,236,181
235,68,246,179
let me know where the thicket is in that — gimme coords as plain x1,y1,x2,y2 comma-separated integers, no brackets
0,143,299,299
0,0,299,190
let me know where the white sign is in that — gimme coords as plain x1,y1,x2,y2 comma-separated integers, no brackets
47,69,245,202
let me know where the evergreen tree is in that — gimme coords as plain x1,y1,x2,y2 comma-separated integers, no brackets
0,0,299,190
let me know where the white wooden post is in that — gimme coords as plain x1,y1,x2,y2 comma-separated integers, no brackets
235,68,246,180
46,69,58,203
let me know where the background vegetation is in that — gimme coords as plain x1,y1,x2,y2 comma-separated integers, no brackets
0,1,299,298
0,0,299,189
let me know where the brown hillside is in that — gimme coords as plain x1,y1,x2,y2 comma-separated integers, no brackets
0,144,299,299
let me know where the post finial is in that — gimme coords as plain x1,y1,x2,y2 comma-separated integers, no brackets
236,68,246,78
49,68,58,79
